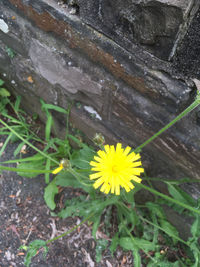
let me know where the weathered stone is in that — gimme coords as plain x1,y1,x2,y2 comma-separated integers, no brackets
0,0,200,209
66,0,200,59
173,7,200,79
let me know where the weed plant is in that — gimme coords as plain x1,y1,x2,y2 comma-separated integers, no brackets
0,78,200,266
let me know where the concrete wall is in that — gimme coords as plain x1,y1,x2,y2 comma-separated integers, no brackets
0,0,200,200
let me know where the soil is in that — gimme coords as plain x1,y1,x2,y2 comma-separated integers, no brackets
0,136,133,267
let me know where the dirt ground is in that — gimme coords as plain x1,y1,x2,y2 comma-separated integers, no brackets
0,137,133,267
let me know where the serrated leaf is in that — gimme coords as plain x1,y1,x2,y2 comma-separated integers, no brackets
55,171,81,187
95,239,108,262
145,202,165,219
120,237,155,252
0,88,10,97
17,159,45,178
44,179,58,210
118,204,138,228
92,211,102,239
160,219,179,244
119,237,135,251
23,240,48,267
14,141,26,157
71,146,95,169
55,171,93,193
110,233,119,255
167,184,196,207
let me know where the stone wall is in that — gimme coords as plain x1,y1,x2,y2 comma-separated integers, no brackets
0,0,200,200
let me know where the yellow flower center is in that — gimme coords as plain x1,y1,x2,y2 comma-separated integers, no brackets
112,165,119,173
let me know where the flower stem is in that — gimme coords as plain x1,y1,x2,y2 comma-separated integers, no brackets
138,215,188,246
136,182,200,215
0,165,52,173
134,99,200,153
46,212,94,245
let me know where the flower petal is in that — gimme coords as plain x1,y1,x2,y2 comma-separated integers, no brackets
90,161,100,167
93,178,104,189
52,164,63,174
123,146,131,156
89,172,102,180
131,175,142,183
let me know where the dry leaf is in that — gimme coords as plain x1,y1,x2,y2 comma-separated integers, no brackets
27,76,34,83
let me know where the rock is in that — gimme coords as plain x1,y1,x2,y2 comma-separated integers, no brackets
0,0,200,203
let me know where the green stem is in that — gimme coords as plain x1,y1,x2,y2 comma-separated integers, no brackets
142,177,200,184
0,118,59,165
0,133,13,157
69,168,93,187
134,100,200,153
46,212,94,244
139,215,188,246
136,182,200,215
0,165,52,173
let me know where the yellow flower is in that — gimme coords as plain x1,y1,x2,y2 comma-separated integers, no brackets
89,143,144,195
52,163,63,174
52,159,70,174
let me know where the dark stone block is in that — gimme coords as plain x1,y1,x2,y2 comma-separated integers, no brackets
70,0,199,60
173,7,200,79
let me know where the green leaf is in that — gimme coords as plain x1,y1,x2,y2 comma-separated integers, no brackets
58,196,116,220
55,171,81,187
14,141,26,157
1,153,45,164
45,158,51,184
71,146,95,169
6,47,15,58
41,103,68,114
45,113,53,142
119,237,155,252
55,171,93,194
14,95,21,112
145,202,165,219
167,184,196,207
0,133,13,157
191,215,200,239
117,204,138,228
17,158,45,178
67,134,86,148
133,249,141,267
119,237,135,251
95,239,108,262
44,179,58,210
0,88,10,97
21,240,48,267
110,233,119,255
92,212,102,239
160,219,179,244
0,79,4,86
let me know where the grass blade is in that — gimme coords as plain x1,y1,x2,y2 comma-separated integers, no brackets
0,133,13,157
45,158,51,184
